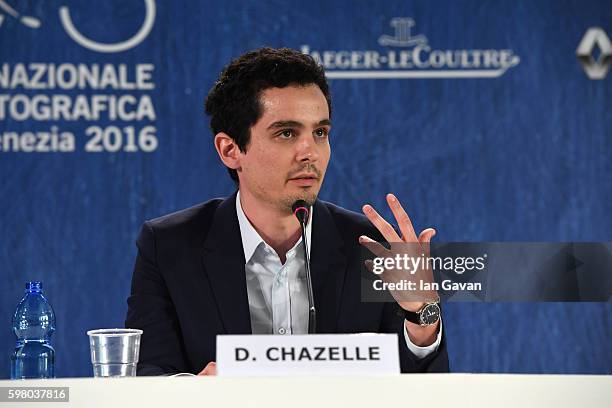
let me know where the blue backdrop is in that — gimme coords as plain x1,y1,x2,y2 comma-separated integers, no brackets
1,0,610,378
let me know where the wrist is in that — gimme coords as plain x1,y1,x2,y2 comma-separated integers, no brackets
404,319,439,346
401,300,441,326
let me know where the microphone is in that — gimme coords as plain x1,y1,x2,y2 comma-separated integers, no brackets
292,200,316,334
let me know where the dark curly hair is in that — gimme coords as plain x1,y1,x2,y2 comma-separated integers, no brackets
205,47,332,183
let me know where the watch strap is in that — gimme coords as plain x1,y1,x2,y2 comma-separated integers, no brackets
403,307,422,325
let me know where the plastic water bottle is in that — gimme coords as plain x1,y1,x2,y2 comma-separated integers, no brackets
10,281,56,379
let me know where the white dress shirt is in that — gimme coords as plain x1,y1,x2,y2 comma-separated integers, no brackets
236,190,442,358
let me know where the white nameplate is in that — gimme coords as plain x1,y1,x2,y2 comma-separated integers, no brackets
216,334,399,376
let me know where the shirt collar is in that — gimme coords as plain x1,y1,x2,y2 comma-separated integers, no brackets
236,190,313,263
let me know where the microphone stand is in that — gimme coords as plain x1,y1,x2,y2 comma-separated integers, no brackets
299,217,317,334
293,201,317,334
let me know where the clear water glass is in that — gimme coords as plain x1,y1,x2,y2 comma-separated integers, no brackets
87,328,142,377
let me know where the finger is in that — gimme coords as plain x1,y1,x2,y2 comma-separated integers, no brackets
417,228,436,242
198,361,217,376
364,259,375,274
386,194,418,242
418,228,436,257
364,259,400,282
359,235,390,258
362,204,401,242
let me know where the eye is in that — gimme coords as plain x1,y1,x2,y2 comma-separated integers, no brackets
314,128,329,138
277,129,294,139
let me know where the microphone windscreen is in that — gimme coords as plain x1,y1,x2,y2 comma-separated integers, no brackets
292,200,310,224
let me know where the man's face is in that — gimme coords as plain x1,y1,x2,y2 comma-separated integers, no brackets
236,84,331,213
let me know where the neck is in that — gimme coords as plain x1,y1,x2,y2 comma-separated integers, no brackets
239,189,303,263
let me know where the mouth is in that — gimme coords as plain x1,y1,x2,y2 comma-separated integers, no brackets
288,174,319,187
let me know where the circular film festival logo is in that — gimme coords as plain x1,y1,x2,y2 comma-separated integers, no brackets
0,1,158,154
0,0,156,52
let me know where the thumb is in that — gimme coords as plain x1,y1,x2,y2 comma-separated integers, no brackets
198,361,217,376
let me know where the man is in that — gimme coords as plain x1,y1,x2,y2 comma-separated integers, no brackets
126,47,448,375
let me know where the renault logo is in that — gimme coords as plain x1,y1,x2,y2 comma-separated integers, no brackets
576,27,611,80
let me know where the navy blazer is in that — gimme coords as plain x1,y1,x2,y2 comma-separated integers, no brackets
126,192,449,375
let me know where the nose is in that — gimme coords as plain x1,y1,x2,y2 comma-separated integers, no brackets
295,135,320,163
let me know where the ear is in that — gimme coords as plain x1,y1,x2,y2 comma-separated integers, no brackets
214,132,242,172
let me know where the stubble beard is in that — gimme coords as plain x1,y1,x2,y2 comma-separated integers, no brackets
277,163,323,213
248,181,319,215
278,189,318,214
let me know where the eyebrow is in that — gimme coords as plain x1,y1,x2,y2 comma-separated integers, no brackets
267,119,331,130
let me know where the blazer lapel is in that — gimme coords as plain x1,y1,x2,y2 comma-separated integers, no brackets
201,192,252,334
310,201,348,333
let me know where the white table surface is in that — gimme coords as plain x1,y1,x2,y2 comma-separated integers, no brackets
0,373,610,408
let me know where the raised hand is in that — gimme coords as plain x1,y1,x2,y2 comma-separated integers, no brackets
359,193,439,312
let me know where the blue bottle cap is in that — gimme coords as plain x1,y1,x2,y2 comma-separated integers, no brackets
26,281,42,292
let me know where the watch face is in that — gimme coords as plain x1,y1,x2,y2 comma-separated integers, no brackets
420,303,441,325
